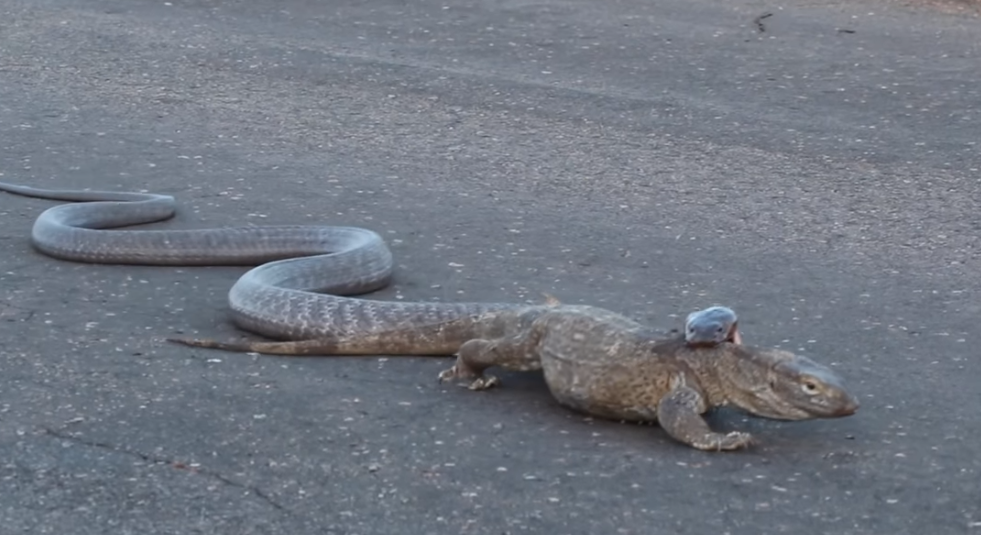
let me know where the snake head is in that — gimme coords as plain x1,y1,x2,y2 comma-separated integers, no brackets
685,305,740,346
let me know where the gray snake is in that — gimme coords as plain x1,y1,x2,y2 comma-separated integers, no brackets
0,182,521,344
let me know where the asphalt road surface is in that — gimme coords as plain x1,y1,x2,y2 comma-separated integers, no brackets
1,0,979,533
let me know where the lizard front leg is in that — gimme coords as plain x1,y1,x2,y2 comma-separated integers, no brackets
656,386,753,451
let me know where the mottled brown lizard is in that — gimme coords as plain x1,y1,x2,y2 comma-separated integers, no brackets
171,304,858,451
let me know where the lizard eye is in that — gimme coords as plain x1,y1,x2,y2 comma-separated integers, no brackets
802,381,819,394
716,326,725,333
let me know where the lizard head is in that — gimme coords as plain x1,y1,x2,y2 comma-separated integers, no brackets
726,347,859,421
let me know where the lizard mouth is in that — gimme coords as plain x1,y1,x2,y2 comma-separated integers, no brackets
832,399,860,417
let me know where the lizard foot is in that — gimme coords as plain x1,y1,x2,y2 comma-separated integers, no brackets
468,375,501,391
691,431,754,451
437,365,500,390
438,364,473,382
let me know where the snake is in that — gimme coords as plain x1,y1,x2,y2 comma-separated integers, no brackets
684,306,742,347
0,181,520,342
1,181,739,350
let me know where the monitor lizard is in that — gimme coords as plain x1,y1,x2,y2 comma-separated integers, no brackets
170,304,858,451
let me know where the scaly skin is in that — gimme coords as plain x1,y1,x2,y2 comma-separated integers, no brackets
170,304,859,451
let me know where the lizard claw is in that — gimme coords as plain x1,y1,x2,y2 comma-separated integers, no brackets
716,431,754,451
438,365,499,390
438,362,480,383
468,375,501,391
691,431,754,451
437,366,463,383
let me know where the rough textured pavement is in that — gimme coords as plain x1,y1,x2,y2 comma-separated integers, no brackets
1,0,979,533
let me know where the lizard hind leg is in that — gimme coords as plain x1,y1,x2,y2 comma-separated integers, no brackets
438,339,502,390
438,330,544,391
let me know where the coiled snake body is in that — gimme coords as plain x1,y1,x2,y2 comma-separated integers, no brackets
0,182,520,349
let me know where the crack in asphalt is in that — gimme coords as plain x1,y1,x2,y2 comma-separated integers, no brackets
41,426,287,512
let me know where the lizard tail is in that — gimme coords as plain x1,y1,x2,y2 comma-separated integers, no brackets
166,329,463,356
166,337,345,355
166,313,508,356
